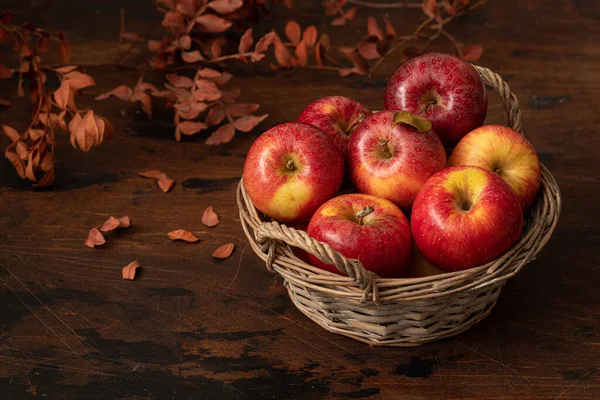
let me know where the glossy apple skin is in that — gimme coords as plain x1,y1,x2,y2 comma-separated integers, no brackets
243,122,344,223
411,165,523,272
298,96,372,156
448,125,541,212
384,52,487,147
348,110,446,209
307,193,412,278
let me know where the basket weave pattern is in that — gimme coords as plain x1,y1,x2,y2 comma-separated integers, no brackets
237,65,562,346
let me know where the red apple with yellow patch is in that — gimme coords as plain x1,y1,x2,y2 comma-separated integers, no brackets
384,52,487,147
307,193,412,278
243,122,344,223
448,125,541,212
348,110,446,209
411,165,523,272
298,96,372,156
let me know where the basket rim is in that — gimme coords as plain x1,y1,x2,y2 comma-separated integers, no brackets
236,64,563,305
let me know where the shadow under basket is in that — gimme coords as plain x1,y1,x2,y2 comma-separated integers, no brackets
236,65,562,347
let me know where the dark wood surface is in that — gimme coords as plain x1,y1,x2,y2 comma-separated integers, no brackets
1,1,599,399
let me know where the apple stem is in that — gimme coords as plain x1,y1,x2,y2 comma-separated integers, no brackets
286,159,296,171
356,206,375,225
379,139,392,158
345,114,366,135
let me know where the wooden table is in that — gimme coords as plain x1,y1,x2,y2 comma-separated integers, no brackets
1,1,599,398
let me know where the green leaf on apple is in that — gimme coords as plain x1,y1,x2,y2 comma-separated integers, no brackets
392,110,432,133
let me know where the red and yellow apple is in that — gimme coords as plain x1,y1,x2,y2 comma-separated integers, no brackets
307,193,412,278
448,125,541,212
243,122,344,223
348,110,446,209
298,96,372,156
384,52,487,147
411,165,523,272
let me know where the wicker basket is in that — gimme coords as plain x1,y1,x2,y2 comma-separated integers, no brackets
236,65,562,346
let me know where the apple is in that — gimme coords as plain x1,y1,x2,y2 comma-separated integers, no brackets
307,193,412,278
411,165,523,272
448,125,541,212
298,95,372,156
406,244,445,278
243,122,344,223
384,52,487,147
347,110,446,209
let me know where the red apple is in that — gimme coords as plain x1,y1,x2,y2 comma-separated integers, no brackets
298,96,372,156
307,193,412,278
348,110,446,209
384,52,487,147
448,125,541,212
243,122,344,223
411,165,523,272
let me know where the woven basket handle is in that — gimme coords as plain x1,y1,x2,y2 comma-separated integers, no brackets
473,65,523,135
255,221,376,291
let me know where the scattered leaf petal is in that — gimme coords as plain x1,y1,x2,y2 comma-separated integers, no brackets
122,260,140,280
85,228,105,248
139,169,162,179
168,229,199,243
205,123,235,145
212,243,234,259
157,173,175,192
202,206,219,227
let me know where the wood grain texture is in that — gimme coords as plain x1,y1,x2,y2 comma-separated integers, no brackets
0,0,599,399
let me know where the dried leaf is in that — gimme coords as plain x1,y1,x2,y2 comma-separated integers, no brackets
208,0,244,14
367,17,384,40
139,169,163,179
463,44,483,62
168,229,199,243
157,173,175,192
75,110,99,152
176,0,198,16
99,116,114,140
178,120,208,135
176,101,208,120
285,21,301,45
422,0,441,22
180,49,203,63
345,7,356,20
233,114,268,132
205,105,226,126
295,41,308,66
162,11,186,33
314,43,324,67
302,26,317,48
225,103,259,117
196,14,232,33
131,92,152,118
100,216,121,232
331,16,346,26
179,34,192,50
202,206,219,227
33,168,55,187
55,65,79,74
274,39,293,67
384,17,396,38
194,79,222,101
0,64,12,79
58,31,71,63
166,73,194,88
255,31,275,53
135,81,161,95
205,123,235,145
210,38,226,59
5,150,26,178
357,40,380,60
2,125,20,142
95,85,133,101
54,81,70,109
197,68,222,78
122,260,140,280
85,228,105,248
64,71,96,90
212,71,232,85
212,243,234,259
341,48,369,75
25,151,37,182
238,28,253,54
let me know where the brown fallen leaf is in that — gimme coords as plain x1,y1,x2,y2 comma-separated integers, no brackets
100,215,131,232
139,169,162,179
213,243,234,259
168,229,200,243
157,173,175,192
202,206,219,227
122,260,140,280
85,228,106,248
